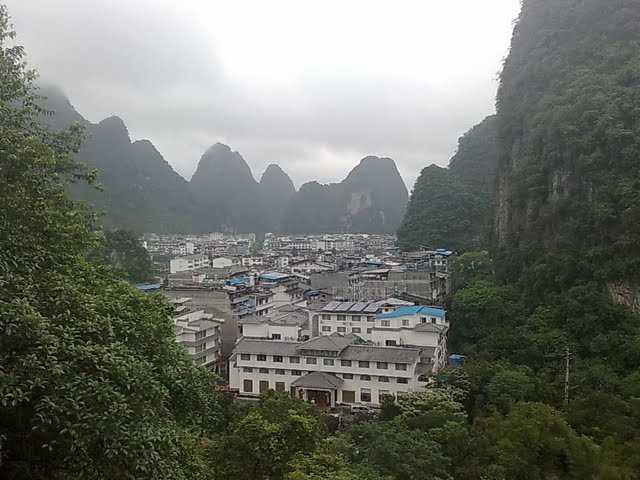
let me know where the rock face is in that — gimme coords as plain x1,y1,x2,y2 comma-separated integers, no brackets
491,0,640,306
281,156,408,233
258,164,296,232
397,116,498,252
38,87,200,233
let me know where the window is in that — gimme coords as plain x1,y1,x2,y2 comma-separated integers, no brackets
367,317,375,322
292,370,302,376
381,320,391,327
341,360,352,367
367,328,372,334
431,317,437,324
360,375,371,381
342,373,354,379
306,357,317,365
195,356,206,365
420,317,427,323
352,327,361,334
337,326,346,333
352,315,361,322
195,330,207,340
378,376,389,382
275,382,285,393
397,378,409,384
273,355,283,363
243,379,253,392
242,367,253,373
360,389,372,403
402,319,410,326
321,326,331,332
323,358,335,366
377,362,388,370
259,380,269,392
259,368,269,374
321,314,331,320
195,343,205,353
290,356,300,364
275,369,286,375
395,363,408,371
272,333,281,340
342,390,356,403
358,361,370,368
257,354,267,362
337,315,346,321
386,340,397,346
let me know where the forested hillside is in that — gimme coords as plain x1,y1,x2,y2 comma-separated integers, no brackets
398,116,497,251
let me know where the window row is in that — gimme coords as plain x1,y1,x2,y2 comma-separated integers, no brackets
241,367,409,383
321,326,372,335
320,314,374,322
239,353,407,370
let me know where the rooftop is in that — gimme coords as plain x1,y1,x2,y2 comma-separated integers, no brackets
321,301,380,314
375,305,446,319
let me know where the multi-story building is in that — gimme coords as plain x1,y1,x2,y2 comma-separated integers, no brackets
229,334,428,407
241,255,265,267
173,306,224,373
311,301,380,340
259,273,306,308
170,254,211,274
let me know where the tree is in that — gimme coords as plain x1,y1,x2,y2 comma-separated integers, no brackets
285,448,386,480
91,229,154,283
208,391,325,480
0,6,225,478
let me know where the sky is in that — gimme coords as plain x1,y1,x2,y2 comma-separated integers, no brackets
5,0,521,191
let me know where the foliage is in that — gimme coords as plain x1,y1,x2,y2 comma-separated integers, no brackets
0,7,226,478
90,228,154,283
207,391,325,480
397,116,498,252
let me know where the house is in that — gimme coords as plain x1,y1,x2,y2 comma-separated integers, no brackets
290,259,336,274
241,255,264,267
170,254,211,274
211,256,238,268
259,272,306,308
311,301,381,340
229,334,427,406
238,305,309,342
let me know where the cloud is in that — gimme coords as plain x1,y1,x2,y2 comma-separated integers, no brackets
5,0,520,190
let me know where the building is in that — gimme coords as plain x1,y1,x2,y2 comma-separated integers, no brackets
211,256,237,268
173,306,224,373
311,301,380,340
241,255,264,267
290,259,336,274
259,273,307,308
170,254,211,274
229,334,428,407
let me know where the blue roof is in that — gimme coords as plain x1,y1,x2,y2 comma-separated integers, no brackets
260,272,289,281
135,283,162,291
375,305,446,319
226,278,246,285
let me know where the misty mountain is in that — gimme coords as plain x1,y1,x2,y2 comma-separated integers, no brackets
189,143,268,233
259,164,296,232
397,115,498,252
281,156,408,233
37,87,200,233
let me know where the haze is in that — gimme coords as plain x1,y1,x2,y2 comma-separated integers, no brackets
5,0,520,189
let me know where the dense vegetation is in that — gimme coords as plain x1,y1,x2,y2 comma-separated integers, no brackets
282,156,408,234
397,116,498,252
90,229,155,284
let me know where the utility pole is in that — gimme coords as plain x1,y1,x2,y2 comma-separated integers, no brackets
564,346,571,408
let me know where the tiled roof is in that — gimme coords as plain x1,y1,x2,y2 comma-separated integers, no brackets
375,306,446,319
291,371,343,389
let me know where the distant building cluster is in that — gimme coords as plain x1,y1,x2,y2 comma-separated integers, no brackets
139,231,455,407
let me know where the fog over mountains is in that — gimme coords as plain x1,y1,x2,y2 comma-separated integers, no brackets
38,86,408,234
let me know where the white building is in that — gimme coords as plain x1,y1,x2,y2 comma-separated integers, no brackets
313,301,381,340
259,273,306,308
229,334,427,407
290,260,336,274
211,256,237,268
241,255,264,267
170,254,211,274
173,308,224,373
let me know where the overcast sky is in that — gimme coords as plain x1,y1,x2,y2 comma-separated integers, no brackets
6,0,520,190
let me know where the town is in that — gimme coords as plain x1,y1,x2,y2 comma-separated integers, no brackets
140,232,455,407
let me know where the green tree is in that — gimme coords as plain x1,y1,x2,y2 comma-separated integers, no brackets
91,228,154,283
208,391,325,480
285,448,386,480
0,6,225,478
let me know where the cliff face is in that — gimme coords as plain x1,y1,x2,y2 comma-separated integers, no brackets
492,0,640,303
258,164,296,232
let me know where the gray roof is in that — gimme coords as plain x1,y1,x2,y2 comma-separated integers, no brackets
322,301,380,314
291,371,344,389
413,323,448,333
340,345,421,364
233,338,301,356
298,334,354,352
